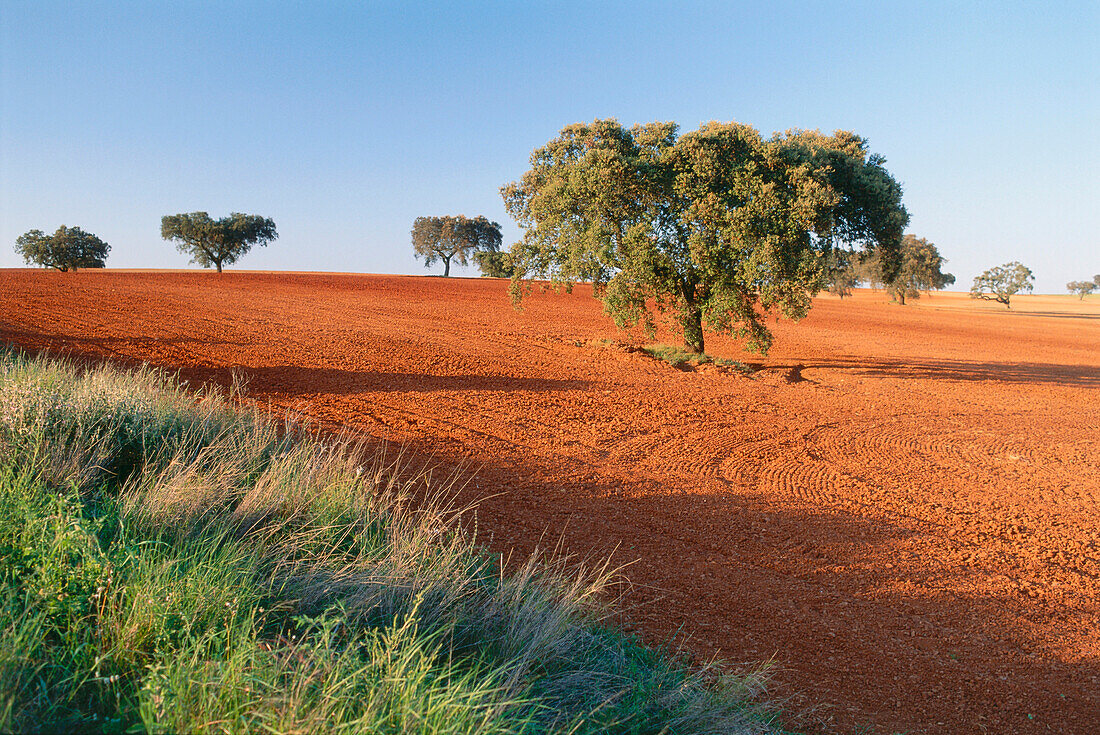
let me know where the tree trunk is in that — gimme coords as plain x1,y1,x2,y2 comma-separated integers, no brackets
679,278,705,354
215,261,223,273
442,257,451,277
682,305,705,354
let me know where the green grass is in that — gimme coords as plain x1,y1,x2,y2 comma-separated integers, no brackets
639,345,753,374
0,348,778,734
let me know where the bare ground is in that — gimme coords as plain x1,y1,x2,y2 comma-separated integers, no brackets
2,269,1098,734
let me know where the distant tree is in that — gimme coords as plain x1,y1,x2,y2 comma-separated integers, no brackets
503,119,908,354
970,262,1034,308
885,234,955,305
851,250,886,289
161,212,277,273
411,215,502,277
15,226,110,271
823,249,859,298
1067,280,1097,299
474,250,514,278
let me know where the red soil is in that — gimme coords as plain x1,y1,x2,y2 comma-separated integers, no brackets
2,269,1098,734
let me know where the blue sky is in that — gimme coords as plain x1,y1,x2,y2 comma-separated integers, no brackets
2,1,1096,292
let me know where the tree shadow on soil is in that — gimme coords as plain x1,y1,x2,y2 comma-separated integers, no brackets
0,335,589,397
187,365,590,396
362,432,1100,734
0,325,253,353
4,336,1098,732
754,357,1100,388
1009,311,1100,321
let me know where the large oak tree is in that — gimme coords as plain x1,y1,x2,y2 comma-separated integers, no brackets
502,119,909,354
15,226,110,271
161,212,277,272
411,215,502,277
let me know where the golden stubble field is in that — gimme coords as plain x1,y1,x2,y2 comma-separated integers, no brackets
2,269,1098,734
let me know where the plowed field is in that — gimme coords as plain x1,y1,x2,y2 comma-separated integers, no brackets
2,269,1098,734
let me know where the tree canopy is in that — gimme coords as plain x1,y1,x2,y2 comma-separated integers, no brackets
1066,280,1097,299
161,212,277,272
411,215,502,277
879,234,954,304
822,249,859,298
970,262,1034,308
502,119,909,354
15,226,110,271
474,250,514,278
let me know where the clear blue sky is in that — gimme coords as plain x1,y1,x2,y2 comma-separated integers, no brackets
2,0,1096,292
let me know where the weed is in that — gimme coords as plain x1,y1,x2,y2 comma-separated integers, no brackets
640,345,754,375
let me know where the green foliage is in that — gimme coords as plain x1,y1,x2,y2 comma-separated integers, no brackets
970,261,1034,308
641,344,707,369
0,471,111,730
161,212,277,273
0,349,778,734
822,250,859,298
850,251,886,290
15,226,110,271
882,234,954,304
503,119,908,354
474,250,514,278
639,344,748,374
1066,280,1096,299
411,215,502,277
852,235,954,303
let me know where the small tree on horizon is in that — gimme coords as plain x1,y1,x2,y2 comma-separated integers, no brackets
473,250,514,278
854,249,890,290
823,249,859,298
1067,280,1097,299
15,226,110,271
970,262,1034,308
884,234,955,305
411,215,502,277
161,212,277,273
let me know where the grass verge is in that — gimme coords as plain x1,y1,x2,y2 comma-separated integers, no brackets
0,347,778,734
